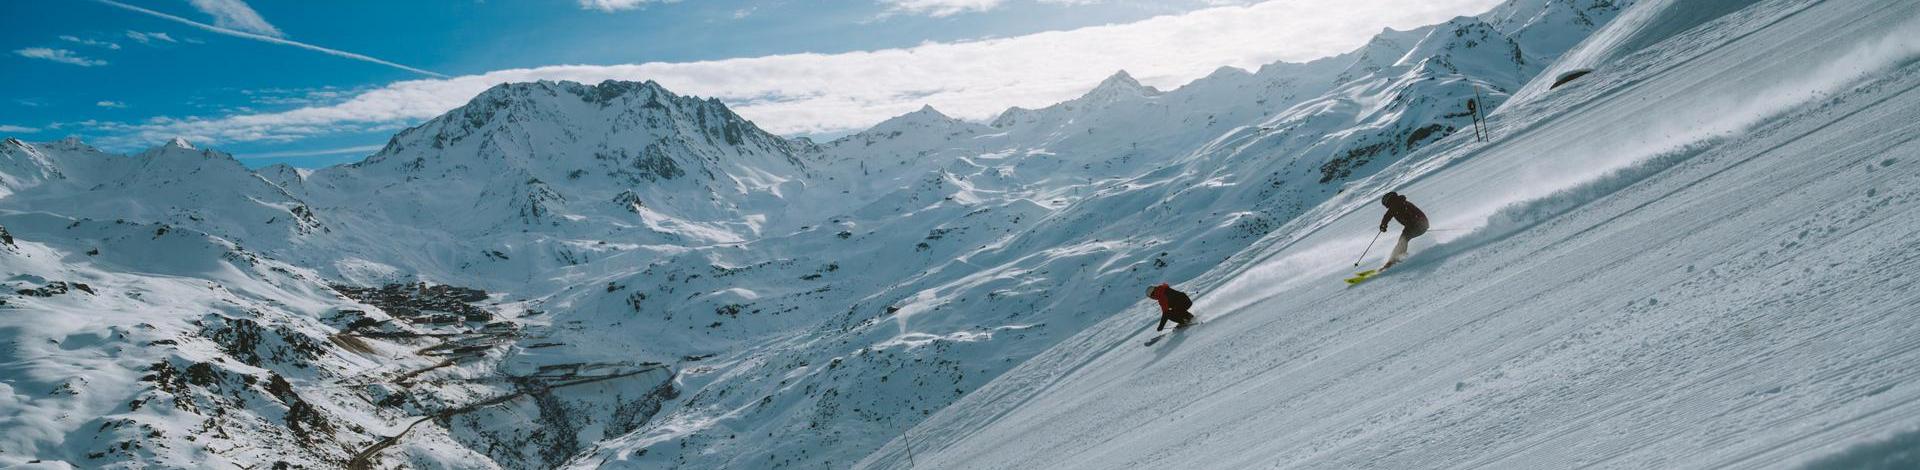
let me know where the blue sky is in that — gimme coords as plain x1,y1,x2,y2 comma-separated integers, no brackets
3,0,1498,167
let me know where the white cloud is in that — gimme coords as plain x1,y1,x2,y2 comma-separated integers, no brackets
880,0,1006,17
0,125,40,134
60,35,122,50
1040,0,1105,5
80,0,1498,147
242,87,357,107
13,48,108,67
186,0,283,37
96,101,129,108
93,0,444,77
579,0,677,12
238,144,384,159
126,30,181,45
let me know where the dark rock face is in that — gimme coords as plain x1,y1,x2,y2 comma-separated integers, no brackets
14,280,94,297
606,380,680,437
634,144,686,181
1317,119,1459,184
199,316,329,371
129,358,354,467
266,373,334,443
512,178,567,225
599,144,687,184
612,190,646,213
288,205,326,235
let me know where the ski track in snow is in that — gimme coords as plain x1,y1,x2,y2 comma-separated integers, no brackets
870,1,1920,468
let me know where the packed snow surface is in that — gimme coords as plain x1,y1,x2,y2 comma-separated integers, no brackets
865,0,1920,468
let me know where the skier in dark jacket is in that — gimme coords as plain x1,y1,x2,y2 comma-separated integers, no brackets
1378,191,1429,271
1146,283,1196,331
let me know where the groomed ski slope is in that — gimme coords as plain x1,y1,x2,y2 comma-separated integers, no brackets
860,0,1920,468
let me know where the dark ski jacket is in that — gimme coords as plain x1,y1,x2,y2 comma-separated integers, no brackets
1148,283,1195,331
1380,193,1429,236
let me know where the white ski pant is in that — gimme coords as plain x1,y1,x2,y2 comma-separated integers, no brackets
1388,233,1413,265
1384,223,1426,269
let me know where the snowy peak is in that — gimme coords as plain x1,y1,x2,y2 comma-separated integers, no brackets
1081,70,1161,102
1335,25,1434,83
1326,0,1631,94
0,136,326,249
985,70,1164,130
0,139,67,197
883,105,960,127
258,163,302,181
1095,70,1145,89
910,104,946,117
989,106,1038,128
1221,0,1623,188
350,78,810,188
1482,0,1636,70
1396,17,1532,84
0,138,144,194
375,79,796,163
569,78,674,106
134,138,249,174
828,104,994,173
296,78,824,245
256,163,307,196
847,104,986,142
1488,0,1634,37
141,139,218,158
47,136,96,153
1200,65,1254,83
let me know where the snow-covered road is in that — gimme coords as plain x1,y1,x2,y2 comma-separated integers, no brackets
865,0,1920,468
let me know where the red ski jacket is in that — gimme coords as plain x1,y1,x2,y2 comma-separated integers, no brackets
1148,283,1191,314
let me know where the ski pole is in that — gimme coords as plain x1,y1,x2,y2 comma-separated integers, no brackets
1354,231,1383,267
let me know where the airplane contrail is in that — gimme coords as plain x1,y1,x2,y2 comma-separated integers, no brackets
91,0,449,78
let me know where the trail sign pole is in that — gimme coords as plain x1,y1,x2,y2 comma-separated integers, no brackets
1470,84,1490,142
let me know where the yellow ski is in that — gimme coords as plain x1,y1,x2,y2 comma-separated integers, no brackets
1344,269,1379,285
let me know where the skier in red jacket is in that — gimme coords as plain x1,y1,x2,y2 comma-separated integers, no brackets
1146,283,1197,331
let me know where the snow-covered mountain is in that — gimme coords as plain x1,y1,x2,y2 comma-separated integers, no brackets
317,79,813,233
23,0,1913,468
861,0,1920,468
1,136,329,248
0,212,411,468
